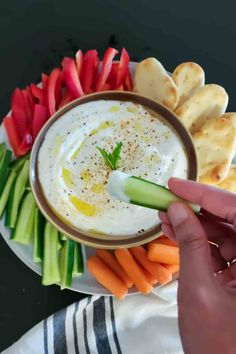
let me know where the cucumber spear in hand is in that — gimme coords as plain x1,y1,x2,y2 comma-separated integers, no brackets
160,179,236,354
107,163,236,353
97,142,200,213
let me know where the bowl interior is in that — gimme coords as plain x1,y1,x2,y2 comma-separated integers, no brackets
30,91,198,249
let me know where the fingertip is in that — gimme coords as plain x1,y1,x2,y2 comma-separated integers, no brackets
162,223,175,239
168,178,198,197
168,177,183,189
158,211,166,218
158,211,171,224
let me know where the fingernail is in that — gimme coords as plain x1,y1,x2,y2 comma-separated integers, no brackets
168,203,188,226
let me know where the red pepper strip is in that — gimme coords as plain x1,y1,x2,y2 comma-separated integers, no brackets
101,83,111,91
75,49,83,77
12,106,27,139
11,88,28,139
81,50,99,94
30,84,45,105
116,83,124,91
22,89,34,125
46,68,61,117
62,58,84,98
41,73,49,91
16,132,33,156
115,48,130,88
11,88,24,109
55,71,63,110
4,117,21,156
58,90,73,109
124,69,133,91
32,104,48,140
107,62,119,89
95,48,118,92
26,86,35,107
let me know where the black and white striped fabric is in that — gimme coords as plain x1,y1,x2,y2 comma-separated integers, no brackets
3,281,183,354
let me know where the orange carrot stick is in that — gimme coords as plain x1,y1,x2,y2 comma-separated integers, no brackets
163,263,180,274
87,256,128,299
115,249,153,294
130,246,172,285
147,236,178,249
142,268,158,284
148,244,180,264
96,249,133,288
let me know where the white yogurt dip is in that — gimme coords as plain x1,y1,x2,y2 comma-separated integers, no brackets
38,100,187,236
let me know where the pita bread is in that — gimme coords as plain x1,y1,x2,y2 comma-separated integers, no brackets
175,84,228,134
172,62,205,107
221,112,236,127
134,57,179,111
193,116,236,184
217,165,236,193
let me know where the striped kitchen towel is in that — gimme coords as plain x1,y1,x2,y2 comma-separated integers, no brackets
2,281,183,354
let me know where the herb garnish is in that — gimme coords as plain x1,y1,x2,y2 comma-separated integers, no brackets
97,142,123,170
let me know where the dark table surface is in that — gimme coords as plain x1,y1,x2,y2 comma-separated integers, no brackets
0,0,236,350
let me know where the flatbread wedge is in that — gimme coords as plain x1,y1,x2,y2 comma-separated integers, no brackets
172,62,205,107
217,165,236,193
175,84,228,134
193,116,236,184
222,112,236,127
134,57,179,111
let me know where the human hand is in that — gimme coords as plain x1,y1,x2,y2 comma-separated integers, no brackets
159,178,236,354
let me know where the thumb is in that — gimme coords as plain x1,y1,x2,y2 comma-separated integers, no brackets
167,202,213,286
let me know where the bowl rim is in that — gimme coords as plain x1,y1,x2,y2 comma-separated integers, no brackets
30,91,198,249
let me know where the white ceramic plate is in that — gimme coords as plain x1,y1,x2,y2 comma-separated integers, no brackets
0,62,144,296
2,61,233,296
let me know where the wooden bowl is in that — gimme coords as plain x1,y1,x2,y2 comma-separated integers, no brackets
30,91,198,249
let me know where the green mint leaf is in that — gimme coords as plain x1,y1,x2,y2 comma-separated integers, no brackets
111,142,123,169
96,147,114,170
97,142,123,170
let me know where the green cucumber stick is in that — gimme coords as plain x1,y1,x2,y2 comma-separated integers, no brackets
107,171,200,213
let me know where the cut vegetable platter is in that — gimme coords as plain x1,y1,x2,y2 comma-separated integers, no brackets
1,47,235,298
0,56,142,296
